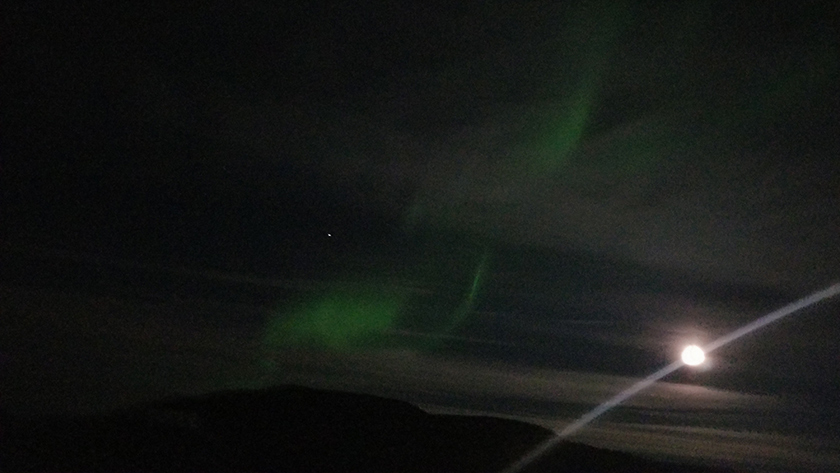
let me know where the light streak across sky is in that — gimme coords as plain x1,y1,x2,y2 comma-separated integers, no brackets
501,282,840,473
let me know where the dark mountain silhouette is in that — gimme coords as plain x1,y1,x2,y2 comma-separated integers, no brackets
2,386,733,472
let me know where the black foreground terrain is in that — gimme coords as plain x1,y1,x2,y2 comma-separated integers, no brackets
2,386,734,472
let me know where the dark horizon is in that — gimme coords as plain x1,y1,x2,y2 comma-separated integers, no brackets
4,383,754,473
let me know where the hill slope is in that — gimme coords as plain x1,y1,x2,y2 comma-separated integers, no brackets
2,386,727,472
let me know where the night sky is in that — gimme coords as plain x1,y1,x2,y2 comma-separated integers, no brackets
2,2,840,471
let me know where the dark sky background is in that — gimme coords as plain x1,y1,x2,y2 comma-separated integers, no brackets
2,2,840,471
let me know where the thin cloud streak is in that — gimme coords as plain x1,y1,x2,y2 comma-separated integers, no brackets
576,422,840,472
263,347,778,412
383,329,517,347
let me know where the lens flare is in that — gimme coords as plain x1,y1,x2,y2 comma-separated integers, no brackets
501,283,840,473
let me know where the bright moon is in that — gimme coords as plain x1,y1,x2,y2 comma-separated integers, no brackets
681,345,705,366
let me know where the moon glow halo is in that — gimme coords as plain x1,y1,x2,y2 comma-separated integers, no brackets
681,345,706,366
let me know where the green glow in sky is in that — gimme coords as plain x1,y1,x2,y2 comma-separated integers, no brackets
263,283,405,350
531,3,631,173
445,248,491,334
467,249,490,304
535,84,595,171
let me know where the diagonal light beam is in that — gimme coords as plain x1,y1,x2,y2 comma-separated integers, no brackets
501,282,840,473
